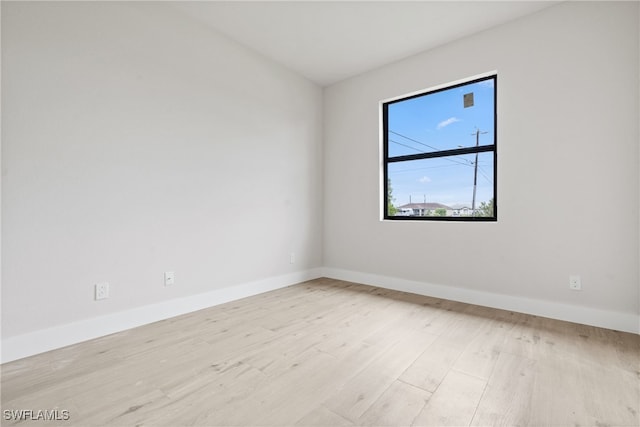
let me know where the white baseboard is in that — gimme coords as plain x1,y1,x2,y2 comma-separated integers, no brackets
3,267,636,363
322,267,640,335
1,268,324,364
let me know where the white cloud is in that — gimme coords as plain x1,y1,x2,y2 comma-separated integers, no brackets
437,117,460,129
419,176,431,183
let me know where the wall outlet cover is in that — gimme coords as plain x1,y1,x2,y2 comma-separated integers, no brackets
569,275,581,291
95,282,109,300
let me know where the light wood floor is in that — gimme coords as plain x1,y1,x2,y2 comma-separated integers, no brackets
2,278,639,426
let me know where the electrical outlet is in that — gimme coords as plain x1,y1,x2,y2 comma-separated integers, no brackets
95,282,109,300
569,275,581,291
290,253,295,264
164,271,175,286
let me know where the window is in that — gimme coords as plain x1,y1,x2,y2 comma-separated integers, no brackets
383,74,497,221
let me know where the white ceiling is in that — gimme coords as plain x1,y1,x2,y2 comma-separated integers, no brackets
170,1,559,86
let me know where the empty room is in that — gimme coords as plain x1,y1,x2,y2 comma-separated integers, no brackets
1,1,639,426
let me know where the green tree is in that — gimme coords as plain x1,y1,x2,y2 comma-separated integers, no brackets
435,208,447,216
475,198,495,217
387,179,398,216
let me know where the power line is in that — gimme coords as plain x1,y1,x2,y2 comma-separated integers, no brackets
389,130,439,152
389,130,472,167
389,139,424,153
389,129,494,208
477,166,493,184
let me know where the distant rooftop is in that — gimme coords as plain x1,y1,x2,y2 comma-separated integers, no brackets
398,202,452,210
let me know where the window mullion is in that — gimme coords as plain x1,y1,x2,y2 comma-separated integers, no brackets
388,144,495,163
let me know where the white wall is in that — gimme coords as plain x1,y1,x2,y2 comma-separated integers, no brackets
2,1,323,350
323,2,639,330
2,1,638,363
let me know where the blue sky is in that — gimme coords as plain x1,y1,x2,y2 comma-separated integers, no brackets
387,78,495,208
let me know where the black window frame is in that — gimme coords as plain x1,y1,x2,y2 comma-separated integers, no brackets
382,74,497,222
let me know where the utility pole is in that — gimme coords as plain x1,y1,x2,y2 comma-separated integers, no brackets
471,128,488,215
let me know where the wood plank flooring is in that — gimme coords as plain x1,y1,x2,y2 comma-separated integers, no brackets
1,278,638,426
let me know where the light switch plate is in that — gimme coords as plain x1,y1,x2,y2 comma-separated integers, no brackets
164,271,175,286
